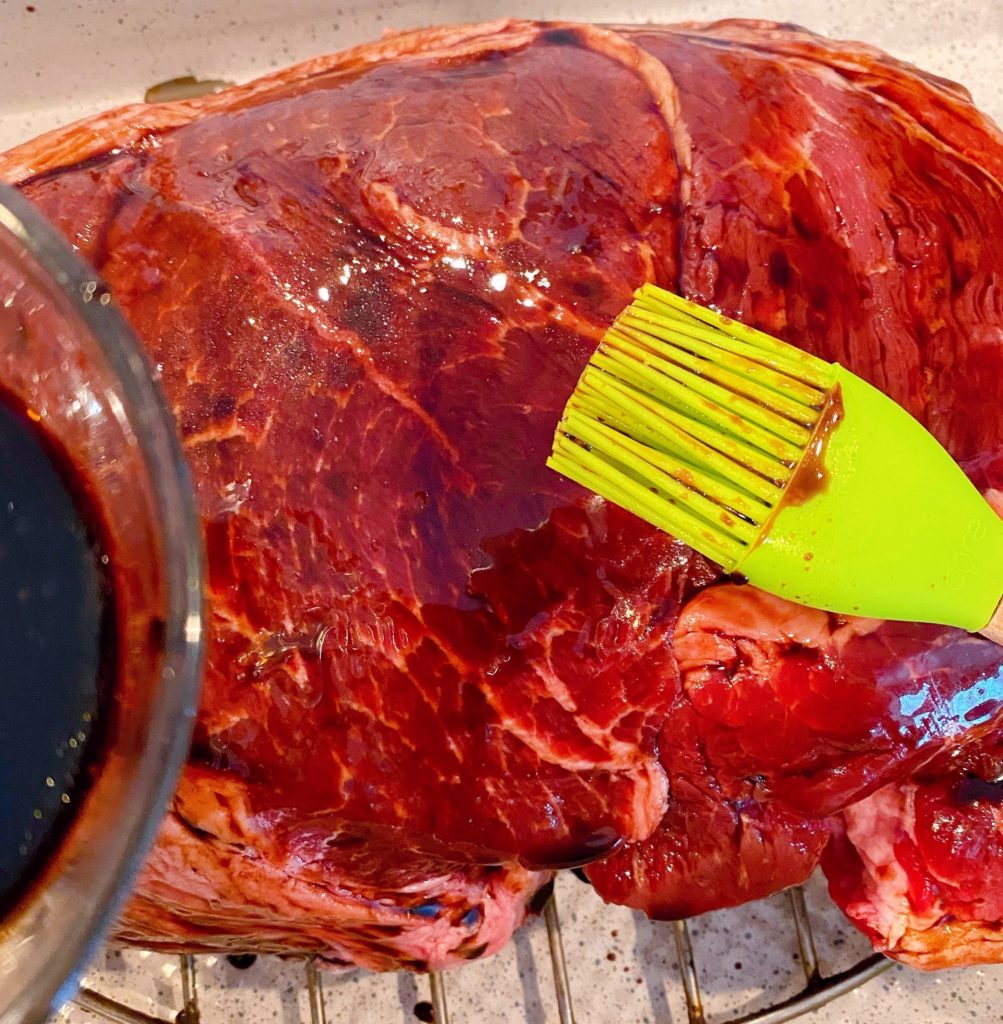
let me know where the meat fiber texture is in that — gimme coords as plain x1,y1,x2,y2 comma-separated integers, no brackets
4,18,1003,970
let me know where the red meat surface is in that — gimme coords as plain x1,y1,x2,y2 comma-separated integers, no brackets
823,726,1003,969
116,769,551,970
3,18,1003,968
586,693,834,919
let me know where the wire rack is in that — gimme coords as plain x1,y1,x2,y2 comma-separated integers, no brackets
68,882,891,1024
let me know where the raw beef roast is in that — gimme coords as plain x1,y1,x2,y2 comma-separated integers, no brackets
3,18,1003,969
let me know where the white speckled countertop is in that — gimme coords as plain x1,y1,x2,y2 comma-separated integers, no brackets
2,1,1002,1021
48,872,1003,1024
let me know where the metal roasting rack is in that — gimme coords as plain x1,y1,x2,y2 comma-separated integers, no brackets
67,884,893,1024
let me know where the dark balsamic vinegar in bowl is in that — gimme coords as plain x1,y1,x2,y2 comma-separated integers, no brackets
0,386,116,915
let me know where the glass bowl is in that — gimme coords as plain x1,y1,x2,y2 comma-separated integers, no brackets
0,184,204,1024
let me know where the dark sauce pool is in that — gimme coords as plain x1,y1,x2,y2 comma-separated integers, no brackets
0,383,116,914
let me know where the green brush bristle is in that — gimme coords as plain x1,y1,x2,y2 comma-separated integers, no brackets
547,284,838,570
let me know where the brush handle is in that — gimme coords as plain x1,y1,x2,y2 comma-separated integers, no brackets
981,600,1003,646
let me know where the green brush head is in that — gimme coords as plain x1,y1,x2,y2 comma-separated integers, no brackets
549,284,838,569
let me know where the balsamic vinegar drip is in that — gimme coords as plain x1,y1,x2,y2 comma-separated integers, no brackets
0,384,116,913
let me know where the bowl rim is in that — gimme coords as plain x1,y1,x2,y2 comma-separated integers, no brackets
0,183,205,1024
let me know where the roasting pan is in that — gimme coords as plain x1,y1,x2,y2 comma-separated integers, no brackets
4,1,1003,1022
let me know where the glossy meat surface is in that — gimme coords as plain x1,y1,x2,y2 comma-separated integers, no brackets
587,698,832,918
672,586,1003,815
4,18,1003,966
588,583,1003,919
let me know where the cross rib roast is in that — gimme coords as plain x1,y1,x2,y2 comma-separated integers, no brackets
3,18,1003,972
